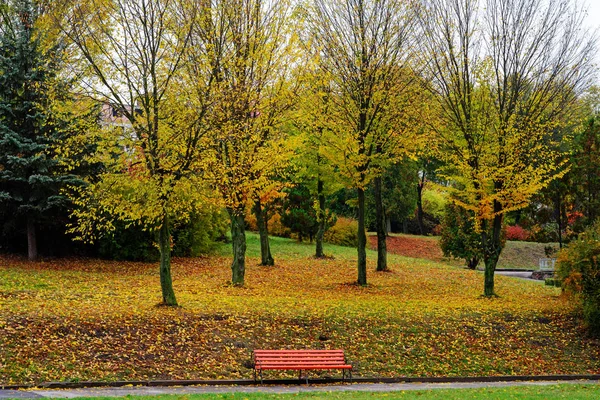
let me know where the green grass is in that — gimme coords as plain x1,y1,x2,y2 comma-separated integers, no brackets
215,233,368,261
27,383,600,400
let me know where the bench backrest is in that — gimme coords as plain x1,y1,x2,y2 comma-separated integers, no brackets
539,258,556,271
254,350,347,367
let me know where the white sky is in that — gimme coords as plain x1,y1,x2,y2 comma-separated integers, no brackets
584,0,600,30
583,0,600,61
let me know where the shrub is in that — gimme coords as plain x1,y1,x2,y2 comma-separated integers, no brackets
280,184,319,241
556,221,600,337
97,208,228,261
172,209,229,257
97,223,159,262
506,225,530,241
246,211,292,238
267,213,292,239
323,217,359,247
439,202,481,269
439,201,506,269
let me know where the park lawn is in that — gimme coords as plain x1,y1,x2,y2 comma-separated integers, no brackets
1,233,599,385
23,384,600,400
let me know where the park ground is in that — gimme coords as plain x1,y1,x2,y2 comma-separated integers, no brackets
0,233,598,386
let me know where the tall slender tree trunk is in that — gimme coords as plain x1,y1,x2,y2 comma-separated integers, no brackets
417,179,425,235
253,199,274,266
481,212,503,297
554,193,563,249
315,178,326,258
357,187,367,285
229,209,246,285
374,177,387,271
27,216,37,261
158,214,177,306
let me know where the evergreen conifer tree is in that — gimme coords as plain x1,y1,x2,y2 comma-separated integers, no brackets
0,0,84,260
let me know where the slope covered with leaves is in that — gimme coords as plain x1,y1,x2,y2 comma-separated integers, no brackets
370,234,557,270
1,234,598,385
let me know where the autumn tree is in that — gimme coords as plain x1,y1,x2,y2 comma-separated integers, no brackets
194,0,298,285
572,92,600,226
291,69,343,258
418,0,596,296
48,0,204,306
307,0,418,282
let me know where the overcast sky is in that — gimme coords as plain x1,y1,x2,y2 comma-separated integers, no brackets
584,0,600,30
582,0,600,82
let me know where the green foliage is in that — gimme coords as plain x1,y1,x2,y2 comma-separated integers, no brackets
96,208,228,262
323,217,359,247
439,202,482,269
422,188,447,222
280,184,319,241
366,161,418,230
172,209,228,257
545,278,562,287
571,114,600,226
96,223,159,262
557,221,600,337
328,188,357,219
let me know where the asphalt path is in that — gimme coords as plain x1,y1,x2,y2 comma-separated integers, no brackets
495,270,538,280
1,380,600,399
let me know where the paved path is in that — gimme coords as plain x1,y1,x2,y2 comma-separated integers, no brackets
1,380,599,399
496,270,537,281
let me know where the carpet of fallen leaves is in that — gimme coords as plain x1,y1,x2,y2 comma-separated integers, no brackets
368,235,445,262
1,249,599,385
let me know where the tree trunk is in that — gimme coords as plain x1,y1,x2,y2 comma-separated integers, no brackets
554,193,563,249
315,178,326,258
483,253,499,296
27,216,37,261
158,215,178,306
357,187,367,285
374,177,387,271
481,212,503,297
253,199,274,266
229,209,246,285
417,180,425,235
467,257,479,270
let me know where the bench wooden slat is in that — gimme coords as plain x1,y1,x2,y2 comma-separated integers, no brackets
253,349,352,384
256,361,349,366
258,365,352,371
256,357,344,362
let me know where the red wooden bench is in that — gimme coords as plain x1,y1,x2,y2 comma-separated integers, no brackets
253,349,352,384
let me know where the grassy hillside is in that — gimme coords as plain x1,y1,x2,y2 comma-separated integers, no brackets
368,233,558,270
0,233,597,386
